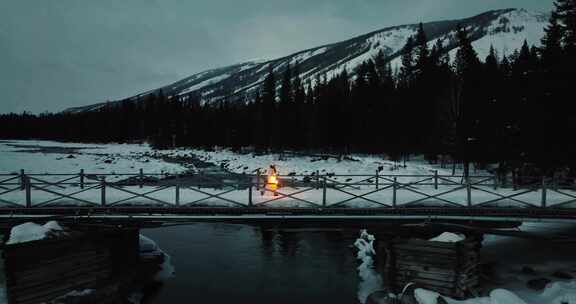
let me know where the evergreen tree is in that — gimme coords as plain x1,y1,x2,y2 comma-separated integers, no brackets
453,25,481,77
414,23,430,75
452,25,483,177
541,11,564,67
555,0,576,54
399,37,415,88
280,63,293,106
262,65,276,149
263,64,276,106
485,45,499,74
373,50,388,83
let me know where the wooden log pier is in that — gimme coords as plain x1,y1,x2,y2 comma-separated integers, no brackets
1,226,141,304
383,235,482,299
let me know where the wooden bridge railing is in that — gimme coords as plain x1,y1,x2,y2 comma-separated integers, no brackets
1,170,575,210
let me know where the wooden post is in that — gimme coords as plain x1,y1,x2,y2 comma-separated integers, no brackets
541,176,547,208
20,169,25,191
80,169,85,189
101,176,106,206
493,175,498,190
25,176,31,208
392,177,397,207
256,170,260,191
175,173,180,207
316,170,320,190
434,170,438,190
375,170,379,190
175,185,180,207
467,181,472,207
139,169,144,189
248,184,253,207
322,176,327,207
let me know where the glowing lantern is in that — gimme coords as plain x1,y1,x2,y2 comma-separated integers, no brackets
267,174,279,191
263,165,280,196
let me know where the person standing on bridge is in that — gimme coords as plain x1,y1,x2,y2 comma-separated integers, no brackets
262,165,279,196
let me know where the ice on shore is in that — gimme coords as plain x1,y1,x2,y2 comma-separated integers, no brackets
139,234,175,282
414,283,576,304
415,288,528,304
354,229,383,304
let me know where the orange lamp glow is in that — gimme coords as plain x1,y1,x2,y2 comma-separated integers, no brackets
267,174,279,191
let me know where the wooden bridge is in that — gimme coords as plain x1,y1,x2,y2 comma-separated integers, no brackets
2,170,576,223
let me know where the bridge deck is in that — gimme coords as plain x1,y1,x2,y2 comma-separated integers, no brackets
1,206,576,223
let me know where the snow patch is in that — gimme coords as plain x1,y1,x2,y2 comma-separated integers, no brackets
50,289,95,303
354,229,383,304
490,289,528,304
542,281,576,304
429,232,466,243
6,221,65,245
179,73,231,95
414,288,442,304
414,288,528,304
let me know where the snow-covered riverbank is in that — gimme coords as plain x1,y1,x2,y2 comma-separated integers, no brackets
1,140,576,208
0,140,188,176
0,140,470,176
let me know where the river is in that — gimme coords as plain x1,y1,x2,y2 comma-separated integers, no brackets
139,223,362,304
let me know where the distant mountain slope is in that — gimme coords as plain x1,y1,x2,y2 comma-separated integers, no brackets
65,8,549,113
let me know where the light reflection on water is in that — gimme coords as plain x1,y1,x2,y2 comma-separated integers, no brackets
140,223,361,304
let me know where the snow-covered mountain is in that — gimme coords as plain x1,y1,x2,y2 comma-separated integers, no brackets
65,8,549,113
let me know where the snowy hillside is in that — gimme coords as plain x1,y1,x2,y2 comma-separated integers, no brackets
65,8,549,113
448,9,548,62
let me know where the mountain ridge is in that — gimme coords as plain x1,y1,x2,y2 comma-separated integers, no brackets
64,8,549,114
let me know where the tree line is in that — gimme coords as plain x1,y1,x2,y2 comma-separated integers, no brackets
1,0,575,170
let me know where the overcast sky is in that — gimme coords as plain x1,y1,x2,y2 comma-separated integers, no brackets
0,0,553,113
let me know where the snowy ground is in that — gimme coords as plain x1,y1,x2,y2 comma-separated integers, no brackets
0,140,188,177
1,140,576,209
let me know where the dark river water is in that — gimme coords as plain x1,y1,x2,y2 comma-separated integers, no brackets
140,223,362,304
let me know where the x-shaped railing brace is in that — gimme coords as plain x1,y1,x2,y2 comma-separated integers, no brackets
401,185,467,207
34,184,101,207
30,184,99,206
328,183,396,207
106,184,173,206
471,186,539,208
181,186,248,207
545,188,576,208
256,187,320,207
28,175,78,190
0,185,22,207
0,175,20,191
